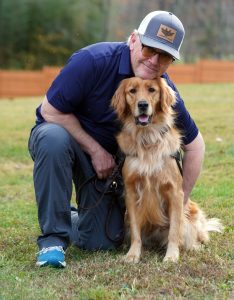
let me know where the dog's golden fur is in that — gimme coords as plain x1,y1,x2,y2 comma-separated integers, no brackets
111,77,223,263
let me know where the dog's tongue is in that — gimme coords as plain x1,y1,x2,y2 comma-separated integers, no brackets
138,115,149,123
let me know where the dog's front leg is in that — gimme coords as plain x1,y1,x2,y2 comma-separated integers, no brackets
163,189,184,263
124,185,142,263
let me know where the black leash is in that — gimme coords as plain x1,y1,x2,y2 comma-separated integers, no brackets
171,150,183,176
159,125,183,177
77,153,125,211
77,175,114,211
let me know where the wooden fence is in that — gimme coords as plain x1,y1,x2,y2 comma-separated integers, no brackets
168,60,234,84
0,60,234,98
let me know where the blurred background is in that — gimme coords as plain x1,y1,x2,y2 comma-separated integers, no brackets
0,0,234,70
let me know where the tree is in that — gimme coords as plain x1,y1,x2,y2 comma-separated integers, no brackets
0,0,112,69
1,0,234,69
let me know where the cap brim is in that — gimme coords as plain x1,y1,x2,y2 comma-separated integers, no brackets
139,34,180,60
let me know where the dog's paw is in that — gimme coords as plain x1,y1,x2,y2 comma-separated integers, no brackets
163,254,179,263
192,243,202,251
164,243,179,263
123,244,142,263
163,248,179,263
124,253,140,263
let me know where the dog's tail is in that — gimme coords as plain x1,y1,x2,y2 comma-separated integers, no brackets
183,202,224,249
206,218,224,233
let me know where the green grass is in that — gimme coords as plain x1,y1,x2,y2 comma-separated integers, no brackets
0,84,234,300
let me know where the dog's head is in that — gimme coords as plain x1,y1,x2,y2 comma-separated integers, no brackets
111,77,176,126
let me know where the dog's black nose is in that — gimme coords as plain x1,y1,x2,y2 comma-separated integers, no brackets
138,101,148,111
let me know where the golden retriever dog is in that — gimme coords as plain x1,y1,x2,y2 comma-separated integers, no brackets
111,77,223,263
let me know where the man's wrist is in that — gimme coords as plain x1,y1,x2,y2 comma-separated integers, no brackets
88,143,103,157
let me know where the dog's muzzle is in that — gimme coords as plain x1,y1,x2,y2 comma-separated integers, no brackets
135,100,152,126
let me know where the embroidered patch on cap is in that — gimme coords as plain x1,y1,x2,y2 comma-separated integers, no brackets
156,24,177,43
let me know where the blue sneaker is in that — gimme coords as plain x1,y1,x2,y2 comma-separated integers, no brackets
36,246,66,268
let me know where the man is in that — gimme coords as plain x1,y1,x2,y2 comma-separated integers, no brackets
28,11,205,268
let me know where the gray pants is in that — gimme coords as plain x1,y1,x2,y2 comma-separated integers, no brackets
28,123,125,251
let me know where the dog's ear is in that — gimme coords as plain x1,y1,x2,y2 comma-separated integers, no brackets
111,79,128,119
158,78,176,112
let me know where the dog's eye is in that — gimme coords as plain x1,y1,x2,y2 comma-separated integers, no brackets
148,87,156,93
129,88,137,94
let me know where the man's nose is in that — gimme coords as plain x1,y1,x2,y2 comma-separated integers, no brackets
149,53,160,64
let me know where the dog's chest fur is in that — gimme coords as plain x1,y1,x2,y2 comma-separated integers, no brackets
118,123,181,177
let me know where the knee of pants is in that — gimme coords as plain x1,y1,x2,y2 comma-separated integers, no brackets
71,210,124,251
32,124,73,160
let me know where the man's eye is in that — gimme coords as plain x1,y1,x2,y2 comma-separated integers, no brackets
148,87,156,93
129,88,137,94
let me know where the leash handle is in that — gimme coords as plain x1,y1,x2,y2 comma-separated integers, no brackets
76,151,125,211
77,175,111,211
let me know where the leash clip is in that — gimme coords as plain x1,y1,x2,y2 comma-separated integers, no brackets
110,181,118,190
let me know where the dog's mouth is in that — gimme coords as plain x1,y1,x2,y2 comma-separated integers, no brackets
135,114,152,126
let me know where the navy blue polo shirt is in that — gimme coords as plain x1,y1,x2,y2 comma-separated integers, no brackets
36,42,198,154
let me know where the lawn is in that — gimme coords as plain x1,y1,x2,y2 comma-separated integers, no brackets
0,84,233,299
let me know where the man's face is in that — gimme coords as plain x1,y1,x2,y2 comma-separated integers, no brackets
129,33,172,80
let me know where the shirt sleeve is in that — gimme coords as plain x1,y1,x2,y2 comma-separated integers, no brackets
46,50,96,113
163,73,199,145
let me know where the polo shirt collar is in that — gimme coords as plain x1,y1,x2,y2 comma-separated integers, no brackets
119,44,134,76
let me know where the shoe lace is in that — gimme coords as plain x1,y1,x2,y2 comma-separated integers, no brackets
37,246,65,255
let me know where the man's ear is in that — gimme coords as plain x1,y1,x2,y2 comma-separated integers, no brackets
111,79,128,120
158,78,176,112
129,32,137,51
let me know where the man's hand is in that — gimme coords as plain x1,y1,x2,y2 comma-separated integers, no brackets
90,146,116,179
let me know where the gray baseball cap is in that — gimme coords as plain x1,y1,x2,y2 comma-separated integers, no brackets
138,11,185,60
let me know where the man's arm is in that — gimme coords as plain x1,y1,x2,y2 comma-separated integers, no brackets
182,132,205,207
41,96,116,179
